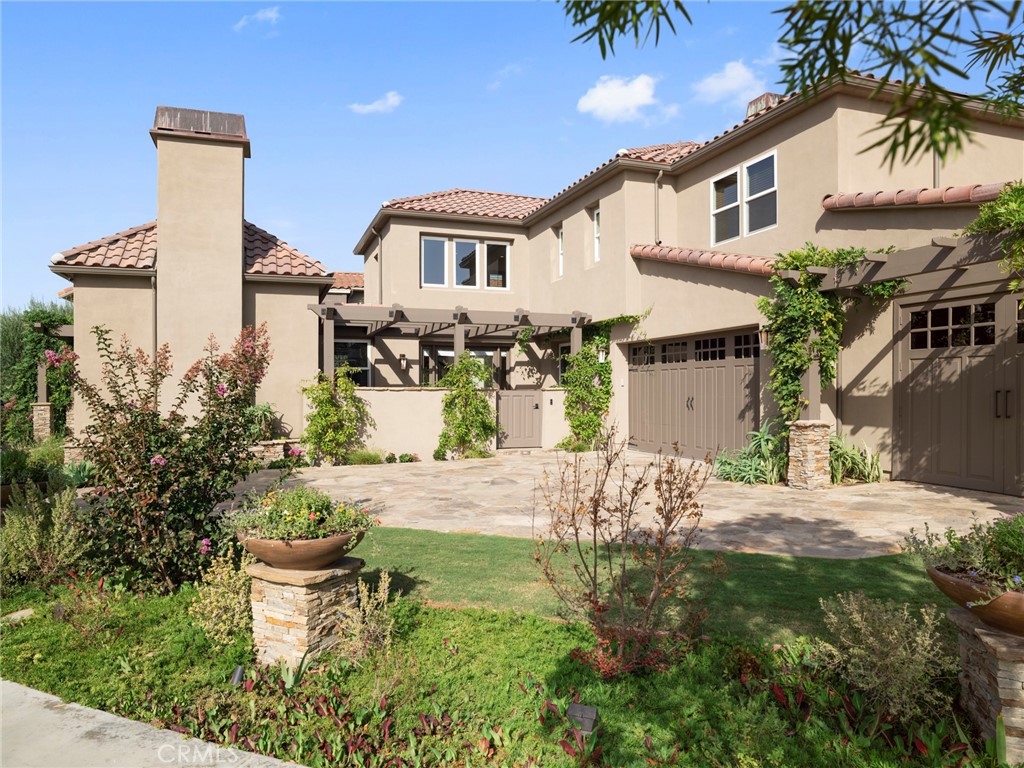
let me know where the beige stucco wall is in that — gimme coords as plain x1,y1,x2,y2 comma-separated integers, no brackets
243,280,322,437
70,274,155,434
375,217,529,312
155,135,245,380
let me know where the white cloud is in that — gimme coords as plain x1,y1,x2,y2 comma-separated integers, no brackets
692,60,766,107
488,63,523,91
754,42,787,67
577,74,666,123
233,6,280,32
349,91,404,115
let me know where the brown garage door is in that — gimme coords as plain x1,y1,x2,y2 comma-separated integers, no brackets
628,331,760,460
896,293,1022,496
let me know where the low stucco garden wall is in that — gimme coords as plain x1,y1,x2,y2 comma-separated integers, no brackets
357,387,569,460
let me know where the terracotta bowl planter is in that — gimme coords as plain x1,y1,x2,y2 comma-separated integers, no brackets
239,531,365,571
927,566,1024,637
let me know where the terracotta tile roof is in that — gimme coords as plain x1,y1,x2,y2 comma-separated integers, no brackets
821,182,1008,211
630,243,778,277
243,222,328,277
52,221,328,278
331,271,364,290
383,189,548,220
54,221,159,270
57,286,74,299
618,141,700,164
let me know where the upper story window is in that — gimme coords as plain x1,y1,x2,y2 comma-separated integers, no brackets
593,208,601,262
454,240,479,288
557,226,564,277
711,151,777,245
421,237,447,286
420,236,510,290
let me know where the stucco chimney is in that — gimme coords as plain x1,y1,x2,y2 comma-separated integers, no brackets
150,106,249,372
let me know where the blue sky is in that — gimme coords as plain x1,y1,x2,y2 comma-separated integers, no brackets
0,1,991,309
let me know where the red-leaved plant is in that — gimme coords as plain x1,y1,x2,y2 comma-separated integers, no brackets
72,324,271,592
534,428,724,677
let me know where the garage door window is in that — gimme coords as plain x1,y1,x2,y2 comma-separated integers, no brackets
662,341,687,363
910,302,996,349
694,336,726,361
734,333,760,359
630,344,656,366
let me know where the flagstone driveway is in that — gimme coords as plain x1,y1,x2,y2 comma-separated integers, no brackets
230,451,1021,560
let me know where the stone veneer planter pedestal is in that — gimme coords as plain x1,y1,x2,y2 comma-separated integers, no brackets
247,557,364,668
786,420,831,490
949,607,1024,764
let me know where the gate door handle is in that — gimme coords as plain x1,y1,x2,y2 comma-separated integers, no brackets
996,390,1002,418
533,403,540,410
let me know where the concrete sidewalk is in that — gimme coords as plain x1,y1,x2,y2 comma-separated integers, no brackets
0,680,297,768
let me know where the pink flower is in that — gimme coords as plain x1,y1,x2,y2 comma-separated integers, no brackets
150,454,167,468
216,384,228,397
287,447,304,457
44,349,61,368
199,538,212,555
309,512,317,521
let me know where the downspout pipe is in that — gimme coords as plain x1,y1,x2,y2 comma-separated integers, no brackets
151,275,157,357
654,170,664,245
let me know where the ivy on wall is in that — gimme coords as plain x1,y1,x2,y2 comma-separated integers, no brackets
756,244,905,422
558,310,649,450
435,352,498,460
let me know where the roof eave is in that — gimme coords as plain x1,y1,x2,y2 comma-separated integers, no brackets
522,158,664,225
49,264,156,279
244,273,335,285
149,128,252,158
354,208,531,255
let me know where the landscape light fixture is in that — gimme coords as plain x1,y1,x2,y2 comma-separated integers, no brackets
230,665,245,686
566,703,599,736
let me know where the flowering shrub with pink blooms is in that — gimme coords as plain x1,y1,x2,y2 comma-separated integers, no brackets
73,324,272,592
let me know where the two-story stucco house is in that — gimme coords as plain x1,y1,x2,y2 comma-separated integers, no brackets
340,74,1022,495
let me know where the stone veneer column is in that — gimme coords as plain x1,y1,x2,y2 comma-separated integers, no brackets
949,608,1024,764
786,420,831,490
247,557,364,667
31,403,53,442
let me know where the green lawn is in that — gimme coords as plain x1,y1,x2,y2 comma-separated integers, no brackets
0,527,969,768
360,528,940,642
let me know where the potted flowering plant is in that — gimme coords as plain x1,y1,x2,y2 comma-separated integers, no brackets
904,510,1024,637
231,486,379,570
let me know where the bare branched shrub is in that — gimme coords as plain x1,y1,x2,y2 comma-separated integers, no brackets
819,591,957,723
533,429,723,677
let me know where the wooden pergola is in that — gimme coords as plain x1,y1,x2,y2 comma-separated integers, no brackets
308,301,590,381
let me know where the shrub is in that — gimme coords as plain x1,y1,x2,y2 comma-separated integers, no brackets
73,324,272,592
231,487,378,541
346,448,384,465
0,438,65,486
188,552,255,649
0,481,83,585
397,453,418,463
715,421,788,485
63,460,96,489
0,445,30,485
818,591,957,723
535,428,723,677
301,365,375,465
245,402,277,442
462,445,493,459
384,451,397,464
435,352,498,460
335,570,398,663
829,432,881,484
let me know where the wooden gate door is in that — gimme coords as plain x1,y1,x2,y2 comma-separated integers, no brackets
497,391,542,449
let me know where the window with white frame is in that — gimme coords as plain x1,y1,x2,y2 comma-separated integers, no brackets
593,208,601,262
454,240,479,288
711,151,777,245
557,226,564,277
419,236,510,289
421,237,447,287
334,340,371,386
485,242,509,288
745,154,777,234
